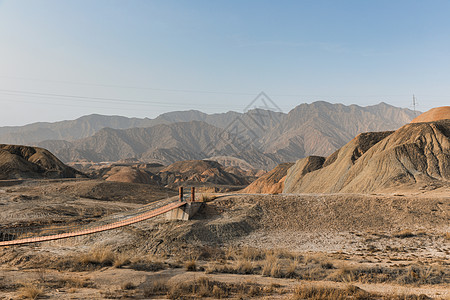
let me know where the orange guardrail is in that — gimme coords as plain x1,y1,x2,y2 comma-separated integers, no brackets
0,201,186,246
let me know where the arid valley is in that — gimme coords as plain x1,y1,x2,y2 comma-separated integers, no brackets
0,105,448,299
1,2,450,298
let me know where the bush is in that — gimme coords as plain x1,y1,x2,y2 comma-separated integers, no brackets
17,283,44,300
143,280,169,297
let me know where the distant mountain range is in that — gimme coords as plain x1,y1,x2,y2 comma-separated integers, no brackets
0,101,418,169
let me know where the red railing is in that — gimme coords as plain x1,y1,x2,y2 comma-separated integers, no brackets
0,201,185,246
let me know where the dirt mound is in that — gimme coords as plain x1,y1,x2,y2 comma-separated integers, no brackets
411,106,450,123
284,120,450,193
159,160,249,187
104,166,157,184
243,163,294,194
0,144,85,180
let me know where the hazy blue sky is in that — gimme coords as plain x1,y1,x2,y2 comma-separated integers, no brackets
0,0,449,125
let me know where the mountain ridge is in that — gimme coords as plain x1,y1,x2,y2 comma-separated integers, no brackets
1,102,418,169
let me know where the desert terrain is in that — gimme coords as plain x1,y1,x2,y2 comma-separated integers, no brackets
0,107,448,299
0,181,448,299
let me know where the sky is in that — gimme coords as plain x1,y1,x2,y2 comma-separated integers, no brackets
0,0,449,126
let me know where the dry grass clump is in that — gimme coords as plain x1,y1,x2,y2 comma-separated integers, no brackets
205,258,255,275
54,246,115,271
200,193,216,202
291,284,431,300
59,276,95,289
240,245,266,261
272,248,298,260
445,232,450,240
185,259,197,271
81,246,115,266
393,229,415,238
285,258,300,278
396,265,447,285
205,262,235,274
327,266,356,283
162,277,264,299
236,258,254,274
197,245,225,260
53,247,167,272
121,282,136,290
129,259,165,272
0,280,20,292
17,283,44,299
326,264,449,286
143,280,169,297
292,284,367,300
112,252,132,268
261,254,283,278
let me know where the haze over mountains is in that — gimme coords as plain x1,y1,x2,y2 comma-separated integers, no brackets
0,101,417,170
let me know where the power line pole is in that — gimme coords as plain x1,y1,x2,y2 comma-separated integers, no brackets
412,94,418,116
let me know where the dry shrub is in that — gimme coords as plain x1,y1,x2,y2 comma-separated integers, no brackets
304,266,328,281
236,258,254,274
325,264,449,285
166,277,263,299
274,248,296,260
327,267,355,282
143,280,169,297
129,260,165,272
285,259,300,278
17,283,44,300
212,284,226,298
54,246,147,272
240,246,265,261
167,277,213,299
127,253,166,272
60,276,95,289
305,253,331,266
393,230,415,238
261,254,278,277
396,265,447,285
113,252,132,268
0,281,19,292
292,284,369,300
263,282,282,294
225,246,237,260
270,264,283,278
121,282,135,290
197,245,225,260
185,259,197,271
200,193,216,202
205,262,234,274
79,246,115,267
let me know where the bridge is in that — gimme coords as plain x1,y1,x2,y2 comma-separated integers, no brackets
0,187,203,247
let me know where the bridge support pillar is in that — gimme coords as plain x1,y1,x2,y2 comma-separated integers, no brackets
165,202,203,221
179,186,183,201
191,187,195,202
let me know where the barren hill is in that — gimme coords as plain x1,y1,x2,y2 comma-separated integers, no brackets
411,106,450,123
159,160,249,187
284,119,450,194
243,163,293,194
103,166,157,184
0,144,85,180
